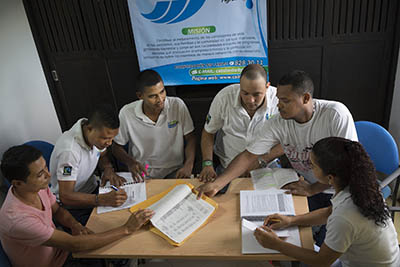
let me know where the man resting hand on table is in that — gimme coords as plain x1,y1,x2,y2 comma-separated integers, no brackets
0,145,154,267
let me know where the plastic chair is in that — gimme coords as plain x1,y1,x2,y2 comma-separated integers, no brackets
0,242,11,267
24,140,54,168
355,121,400,220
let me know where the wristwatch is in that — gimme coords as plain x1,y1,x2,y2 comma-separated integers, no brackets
202,160,213,168
258,157,268,168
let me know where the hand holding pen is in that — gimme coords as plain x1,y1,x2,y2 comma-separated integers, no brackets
263,213,293,230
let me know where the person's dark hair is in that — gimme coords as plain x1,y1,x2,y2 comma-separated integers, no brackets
278,70,314,96
240,64,267,82
87,104,119,130
136,69,163,93
0,145,43,183
312,137,390,226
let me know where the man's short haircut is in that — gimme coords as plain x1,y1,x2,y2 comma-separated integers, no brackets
278,70,314,96
136,69,163,93
1,145,42,183
240,64,267,82
87,104,119,130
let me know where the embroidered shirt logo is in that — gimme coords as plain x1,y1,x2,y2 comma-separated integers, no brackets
206,114,211,124
168,120,179,128
63,166,72,176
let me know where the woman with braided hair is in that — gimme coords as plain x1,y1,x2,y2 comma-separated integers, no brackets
254,137,399,266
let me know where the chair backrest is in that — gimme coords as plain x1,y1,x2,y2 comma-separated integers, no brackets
2,140,55,189
0,242,11,267
355,121,399,175
24,140,54,169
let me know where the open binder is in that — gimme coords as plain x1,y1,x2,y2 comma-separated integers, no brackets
130,181,218,246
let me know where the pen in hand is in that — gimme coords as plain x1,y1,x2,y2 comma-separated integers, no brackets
111,185,119,191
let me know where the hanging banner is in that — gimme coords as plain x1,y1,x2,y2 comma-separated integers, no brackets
128,0,268,85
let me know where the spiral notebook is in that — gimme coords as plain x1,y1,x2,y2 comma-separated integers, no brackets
97,172,146,214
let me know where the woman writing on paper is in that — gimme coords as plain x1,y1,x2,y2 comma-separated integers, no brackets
254,137,399,266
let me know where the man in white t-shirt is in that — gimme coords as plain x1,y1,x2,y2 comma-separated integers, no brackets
199,64,283,181
197,70,357,199
50,105,127,225
112,69,196,180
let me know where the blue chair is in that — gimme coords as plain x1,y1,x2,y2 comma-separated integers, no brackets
355,121,400,219
24,140,54,169
0,242,11,267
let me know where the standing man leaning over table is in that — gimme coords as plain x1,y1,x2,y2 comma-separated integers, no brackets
199,64,283,182
112,69,196,181
197,70,358,244
0,145,153,267
50,105,127,226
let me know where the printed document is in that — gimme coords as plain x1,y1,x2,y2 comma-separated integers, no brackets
251,168,299,190
97,172,146,214
148,184,216,244
240,189,300,254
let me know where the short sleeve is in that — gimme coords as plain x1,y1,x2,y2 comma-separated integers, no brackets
113,108,130,146
204,94,224,134
178,99,195,135
9,215,55,247
246,117,281,155
55,151,79,181
330,104,358,142
324,216,355,253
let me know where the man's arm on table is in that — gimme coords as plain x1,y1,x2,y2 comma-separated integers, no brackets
245,143,285,173
98,149,126,186
176,131,196,178
111,142,147,182
52,201,93,235
199,129,217,181
43,209,154,252
196,149,259,198
58,180,127,207
283,177,331,196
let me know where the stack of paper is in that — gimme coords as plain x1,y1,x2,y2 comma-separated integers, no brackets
240,189,301,254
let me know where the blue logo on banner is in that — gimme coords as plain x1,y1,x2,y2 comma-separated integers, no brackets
137,0,206,24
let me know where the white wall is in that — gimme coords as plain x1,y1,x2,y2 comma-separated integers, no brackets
389,47,400,148
0,0,61,158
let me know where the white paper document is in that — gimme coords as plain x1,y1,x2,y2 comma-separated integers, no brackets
241,219,301,254
149,184,215,244
97,172,147,214
240,189,296,219
242,218,289,237
251,168,299,190
240,189,300,254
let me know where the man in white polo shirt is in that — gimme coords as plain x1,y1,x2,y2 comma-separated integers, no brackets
112,69,196,181
50,105,127,225
199,64,282,182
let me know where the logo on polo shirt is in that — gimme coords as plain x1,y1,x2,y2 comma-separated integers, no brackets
63,166,72,176
206,114,211,124
168,120,179,128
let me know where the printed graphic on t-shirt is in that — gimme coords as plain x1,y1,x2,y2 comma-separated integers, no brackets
168,120,179,128
63,166,72,176
283,144,313,173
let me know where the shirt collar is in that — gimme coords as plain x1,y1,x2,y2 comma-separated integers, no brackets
73,118,92,151
330,186,351,209
134,97,169,124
